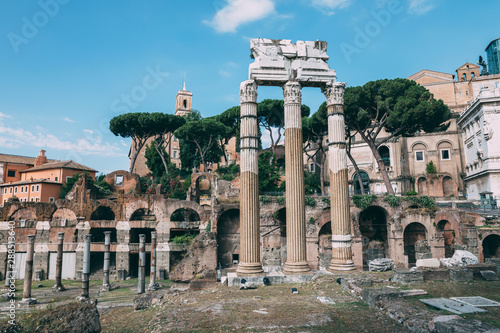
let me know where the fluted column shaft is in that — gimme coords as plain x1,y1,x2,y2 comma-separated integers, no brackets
81,234,91,298
102,231,111,289
283,81,311,275
148,231,157,290
53,232,65,291
325,82,355,271
237,80,264,276
138,234,146,294
22,235,35,300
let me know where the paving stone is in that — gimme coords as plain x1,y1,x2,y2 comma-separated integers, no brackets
480,270,499,281
450,296,500,307
317,296,335,304
419,298,486,314
434,317,500,333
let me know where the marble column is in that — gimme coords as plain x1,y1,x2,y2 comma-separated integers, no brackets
53,232,65,291
81,234,91,299
324,82,355,271
236,80,264,276
283,81,312,275
148,231,157,290
102,231,111,291
21,235,36,304
138,234,145,294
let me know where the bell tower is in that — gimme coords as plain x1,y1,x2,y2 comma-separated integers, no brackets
175,82,192,116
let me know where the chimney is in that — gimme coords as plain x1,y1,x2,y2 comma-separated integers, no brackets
34,150,48,167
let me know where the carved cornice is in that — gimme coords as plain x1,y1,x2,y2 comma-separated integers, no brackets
324,81,346,106
283,81,302,104
240,80,258,103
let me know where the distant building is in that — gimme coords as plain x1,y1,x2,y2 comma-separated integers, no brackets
458,86,500,200
0,150,96,204
0,151,56,184
486,38,500,75
130,84,238,176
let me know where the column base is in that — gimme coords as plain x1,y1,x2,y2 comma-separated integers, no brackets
327,260,356,272
148,283,158,291
236,262,264,276
283,261,312,275
52,284,66,292
20,297,37,305
100,284,110,292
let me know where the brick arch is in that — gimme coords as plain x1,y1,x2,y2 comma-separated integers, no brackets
436,139,454,150
124,200,164,221
478,230,500,262
411,141,428,151
9,207,37,221
51,208,78,222
89,199,120,221
165,200,208,222
434,211,460,238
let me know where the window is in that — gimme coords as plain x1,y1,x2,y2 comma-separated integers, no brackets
415,151,424,162
471,72,475,78
14,187,17,194
183,99,187,108
31,185,35,192
115,175,124,186
35,197,39,202
49,197,55,203
173,135,178,142
173,150,178,159
30,197,34,202
66,176,72,183
462,73,466,81
7,170,15,177
309,163,315,172
25,186,28,192
465,91,469,96
20,186,23,193
9,187,12,194
441,149,450,160
496,82,499,88
36,185,39,192
55,177,58,182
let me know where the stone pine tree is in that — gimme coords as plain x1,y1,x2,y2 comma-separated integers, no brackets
175,117,231,171
216,106,240,164
258,99,310,156
302,102,328,196
110,113,156,173
344,78,452,195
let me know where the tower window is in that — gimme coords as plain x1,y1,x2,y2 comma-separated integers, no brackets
183,99,187,108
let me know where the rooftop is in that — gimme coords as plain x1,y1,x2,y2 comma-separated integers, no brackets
0,178,62,187
19,160,97,173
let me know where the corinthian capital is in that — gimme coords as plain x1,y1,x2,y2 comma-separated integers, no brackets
324,81,346,106
283,81,302,104
240,80,258,103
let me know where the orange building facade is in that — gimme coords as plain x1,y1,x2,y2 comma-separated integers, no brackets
0,150,96,204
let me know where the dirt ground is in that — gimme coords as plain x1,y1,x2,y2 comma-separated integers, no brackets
2,271,500,332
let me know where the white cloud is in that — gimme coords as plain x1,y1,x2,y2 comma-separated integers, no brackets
204,0,275,33
0,125,124,158
408,0,435,15
0,112,12,120
63,117,76,123
311,0,352,15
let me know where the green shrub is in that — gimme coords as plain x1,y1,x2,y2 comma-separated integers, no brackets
406,190,418,196
383,195,401,207
171,233,197,245
305,196,316,207
403,195,436,208
321,197,330,206
276,196,286,205
426,161,437,174
352,194,377,210
205,220,211,232
260,195,271,204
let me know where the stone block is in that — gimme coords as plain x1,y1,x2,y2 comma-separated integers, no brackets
450,269,473,282
466,263,497,279
485,258,500,275
423,269,450,281
392,269,424,284
35,270,44,281
416,258,440,268
368,258,394,272
158,269,167,280
434,317,499,333
361,288,402,307
117,269,126,281
480,270,498,281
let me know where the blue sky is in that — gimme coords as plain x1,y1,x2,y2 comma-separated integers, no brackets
0,0,498,174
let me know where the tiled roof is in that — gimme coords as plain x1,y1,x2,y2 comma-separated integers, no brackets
19,160,97,173
0,179,62,187
0,153,57,165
